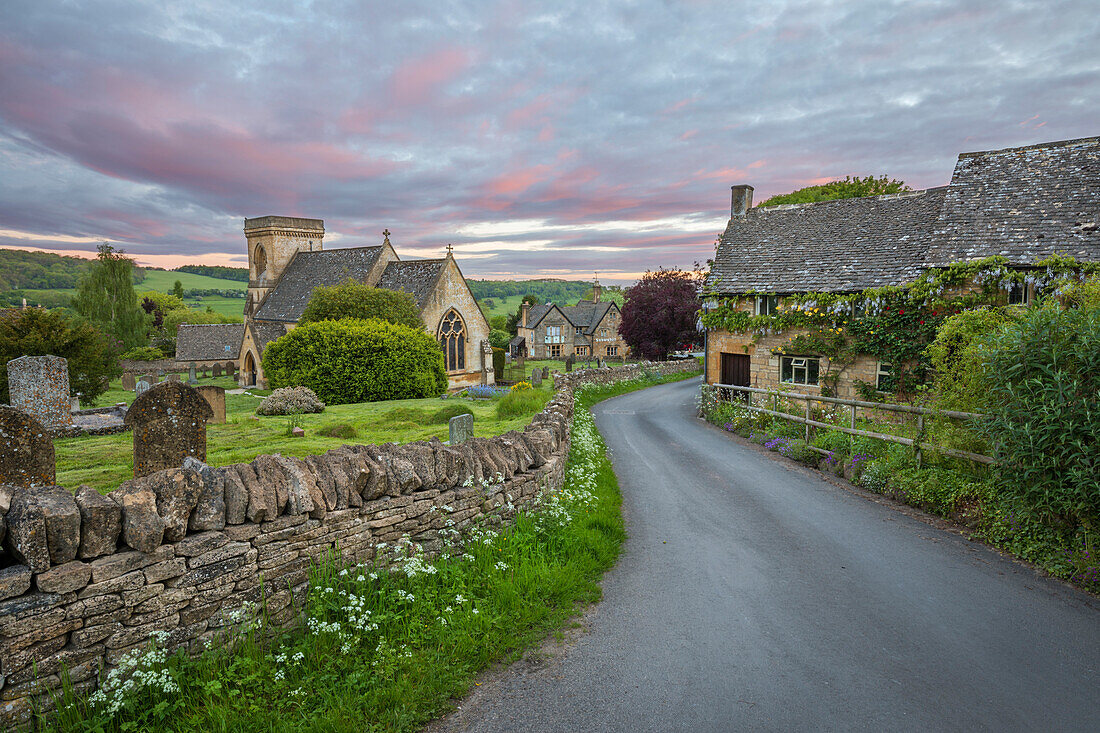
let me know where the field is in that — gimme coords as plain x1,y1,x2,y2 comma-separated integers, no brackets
57,375,555,493
139,269,246,292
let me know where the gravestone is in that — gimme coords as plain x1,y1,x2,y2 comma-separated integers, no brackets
448,413,473,445
156,370,165,380
530,369,542,387
201,366,208,378
121,373,136,391
7,355,71,430
123,381,213,478
135,379,151,397
517,356,525,374
71,396,80,412
144,373,157,385
188,365,197,384
225,361,235,376
541,367,549,380
565,357,573,373
0,405,56,487
168,373,181,382
195,385,226,424
598,358,605,369
212,363,223,378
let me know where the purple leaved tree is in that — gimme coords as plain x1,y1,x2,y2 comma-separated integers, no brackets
619,268,702,360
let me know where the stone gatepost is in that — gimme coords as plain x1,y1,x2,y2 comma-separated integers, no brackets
195,385,226,424
7,355,72,430
123,381,213,478
0,405,55,487
449,413,473,445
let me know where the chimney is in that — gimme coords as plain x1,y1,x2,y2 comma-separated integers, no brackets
731,184,754,217
593,275,601,303
521,302,529,328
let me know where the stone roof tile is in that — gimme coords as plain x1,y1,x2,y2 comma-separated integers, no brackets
253,246,384,322
175,324,245,362
375,260,447,307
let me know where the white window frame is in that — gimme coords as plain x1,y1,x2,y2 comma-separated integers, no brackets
545,325,562,344
876,362,893,391
575,345,589,357
780,356,820,386
606,346,619,357
755,295,779,316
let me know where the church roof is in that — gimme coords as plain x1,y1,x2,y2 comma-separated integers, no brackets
376,259,447,307
250,320,287,356
253,245,385,322
175,323,245,362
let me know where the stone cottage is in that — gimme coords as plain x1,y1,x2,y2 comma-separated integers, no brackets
230,217,492,390
511,279,629,360
174,323,244,372
703,136,1100,398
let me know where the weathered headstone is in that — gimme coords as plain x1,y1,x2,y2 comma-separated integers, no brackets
565,357,573,373
530,368,542,387
195,385,226,424
71,396,80,412
135,379,151,397
123,381,213,478
201,366,208,378
212,363,223,378
121,373,136,391
448,413,473,445
0,405,55,487
225,361,236,376
598,358,605,369
541,367,550,380
188,364,197,384
167,373,180,382
517,356,525,374
7,355,72,430
144,373,158,385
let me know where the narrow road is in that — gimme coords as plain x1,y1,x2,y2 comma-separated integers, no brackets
439,377,1100,732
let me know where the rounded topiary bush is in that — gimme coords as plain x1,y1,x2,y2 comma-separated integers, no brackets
257,386,326,416
261,318,447,405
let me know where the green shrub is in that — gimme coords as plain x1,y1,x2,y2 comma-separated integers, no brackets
489,330,511,349
979,299,1100,527
299,280,423,330
257,386,326,416
496,387,546,419
812,429,851,457
262,319,447,405
430,404,473,424
858,461,889,492
317,423,358,439
119,346,166,361
0,308,120,404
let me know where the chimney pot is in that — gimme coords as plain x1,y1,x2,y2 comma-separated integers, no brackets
731,185,754,217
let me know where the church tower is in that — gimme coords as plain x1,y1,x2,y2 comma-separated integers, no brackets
243,216,324,316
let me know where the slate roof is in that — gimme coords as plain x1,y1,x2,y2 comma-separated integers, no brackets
526,301,617,333
250,320,288,357
707,137,1100,295
253,246,384,322
925,137,1100,266
707,188,947,294
175,324,245,362
376,260,447,307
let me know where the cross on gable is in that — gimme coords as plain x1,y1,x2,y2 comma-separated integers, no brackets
382,229,391,244
446,243,454,255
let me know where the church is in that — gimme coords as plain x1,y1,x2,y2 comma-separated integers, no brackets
233,215,492,391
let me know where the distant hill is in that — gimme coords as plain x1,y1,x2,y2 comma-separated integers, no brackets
174,264,249,282
469,278,625,320
0,248,147,290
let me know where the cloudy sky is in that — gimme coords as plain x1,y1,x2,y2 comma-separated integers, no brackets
0,1,1097,283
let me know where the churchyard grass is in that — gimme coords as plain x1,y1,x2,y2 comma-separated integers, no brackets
42,367,701,732
55,377,557,493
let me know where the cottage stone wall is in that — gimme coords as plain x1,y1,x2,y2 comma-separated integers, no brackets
0,360,698,729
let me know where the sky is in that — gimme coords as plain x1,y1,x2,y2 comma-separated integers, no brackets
0,1,1097,284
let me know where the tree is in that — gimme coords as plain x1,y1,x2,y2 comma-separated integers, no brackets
0,308,121,404
758,175,910,208
299,280,423,329
620,269,702,359
72,243,148,350
262,318,446,404
505,295,540,335
172,280,185,299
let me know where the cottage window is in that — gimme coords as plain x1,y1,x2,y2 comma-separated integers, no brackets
850,301,866,318
575,345,589,357
438,309,466,372
548,344,562,358
600,328,608,338
755,295,779,316
780,356,819,386
575,326,584,335
876,362,893,391
1007,281,1030,305
606,346,619,357
545,325,562,344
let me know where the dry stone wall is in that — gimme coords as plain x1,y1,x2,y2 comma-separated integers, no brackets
0,360,698,728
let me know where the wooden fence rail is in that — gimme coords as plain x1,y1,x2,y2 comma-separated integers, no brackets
709,383,995,466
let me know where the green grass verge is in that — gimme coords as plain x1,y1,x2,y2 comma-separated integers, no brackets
43,368,700,732
57,380,556,493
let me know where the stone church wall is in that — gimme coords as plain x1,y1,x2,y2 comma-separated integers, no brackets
0,360,698,728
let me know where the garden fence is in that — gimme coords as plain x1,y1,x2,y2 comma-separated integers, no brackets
710,383,994,466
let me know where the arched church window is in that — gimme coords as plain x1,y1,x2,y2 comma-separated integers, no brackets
439,309,466,372
254,245,268,283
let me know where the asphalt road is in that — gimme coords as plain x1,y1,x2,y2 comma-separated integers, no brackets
437,377,1100,732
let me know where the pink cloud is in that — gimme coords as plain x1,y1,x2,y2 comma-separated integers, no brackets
661,97,696,115
389,46,475,106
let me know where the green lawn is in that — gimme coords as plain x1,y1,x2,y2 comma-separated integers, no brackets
139,270,246,292
177,294,245,319
58,378,555,493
